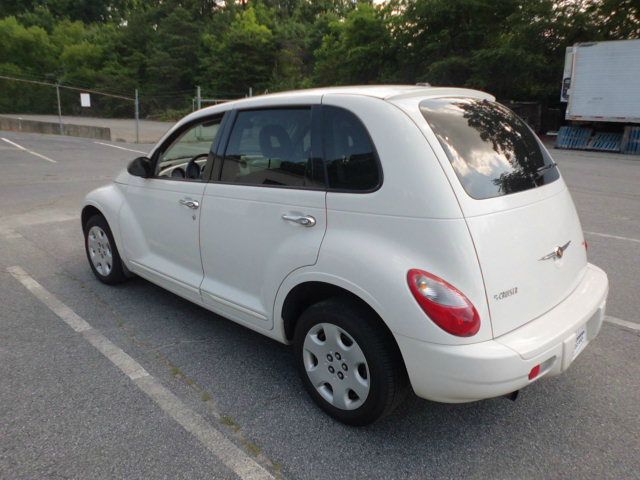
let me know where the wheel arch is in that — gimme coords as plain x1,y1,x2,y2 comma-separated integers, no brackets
280,279,400,352
276,271,386,337
280,278,409,386
81,204,103,232
81,183,128,266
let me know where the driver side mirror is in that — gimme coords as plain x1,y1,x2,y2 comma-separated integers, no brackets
127,156,153,178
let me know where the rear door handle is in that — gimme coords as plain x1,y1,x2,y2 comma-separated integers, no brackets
179,198,199,209
282,214,316,227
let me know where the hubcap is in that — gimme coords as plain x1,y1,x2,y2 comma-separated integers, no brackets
302,323,370,410
87,226,113,277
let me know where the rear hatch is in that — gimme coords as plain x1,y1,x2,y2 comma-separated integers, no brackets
419,97,588,337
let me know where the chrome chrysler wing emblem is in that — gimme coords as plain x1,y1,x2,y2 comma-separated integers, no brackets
539,241,571,261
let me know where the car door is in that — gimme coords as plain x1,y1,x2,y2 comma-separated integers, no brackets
199,105,326,329
120,114,224,303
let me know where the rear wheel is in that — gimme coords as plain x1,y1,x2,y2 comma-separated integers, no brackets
84,214,127,285
294,297,408,426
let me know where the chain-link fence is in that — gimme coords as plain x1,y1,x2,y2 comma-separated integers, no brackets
0,73,246,143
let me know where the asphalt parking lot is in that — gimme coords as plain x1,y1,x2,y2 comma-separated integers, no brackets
1,131,639,479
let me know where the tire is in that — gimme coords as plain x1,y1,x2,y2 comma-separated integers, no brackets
84,214,128,285
294,297,409,426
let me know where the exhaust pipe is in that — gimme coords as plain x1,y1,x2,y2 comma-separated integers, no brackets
504,390,519,401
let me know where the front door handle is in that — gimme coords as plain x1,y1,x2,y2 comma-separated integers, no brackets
179,198,199,209
282,214,316,227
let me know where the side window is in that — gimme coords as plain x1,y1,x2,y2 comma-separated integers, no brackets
322,106,380,191
220,108,323,188
155,117,222,181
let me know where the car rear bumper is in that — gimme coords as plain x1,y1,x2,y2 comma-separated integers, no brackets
396,263,609,403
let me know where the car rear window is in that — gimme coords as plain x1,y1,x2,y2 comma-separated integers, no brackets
420,98,559,200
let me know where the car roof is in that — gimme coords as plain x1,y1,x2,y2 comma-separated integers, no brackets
251,85,438,100
239,84,493,100
185,85,493,120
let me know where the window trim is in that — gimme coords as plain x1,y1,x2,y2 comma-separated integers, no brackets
211,105,327,191
319,105,384,194
149,112,227,183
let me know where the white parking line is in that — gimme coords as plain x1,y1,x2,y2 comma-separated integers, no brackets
7,265,274,480
94,141,148,155
0,210,78,240
1,137,56,163
0,226,22,240
605,315,640,332
585,231,640,245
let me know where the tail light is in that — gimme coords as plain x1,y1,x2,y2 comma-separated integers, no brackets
407,269,480,337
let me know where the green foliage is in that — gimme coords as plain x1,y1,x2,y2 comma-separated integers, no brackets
0,16,56,74
146,6,202,95
585,0,640,39
201,7,276,95
0,0,638,117
314,4,392,85
0,16,59,114
270,19,309,90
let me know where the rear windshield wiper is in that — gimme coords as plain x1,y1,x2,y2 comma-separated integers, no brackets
535,162,557,174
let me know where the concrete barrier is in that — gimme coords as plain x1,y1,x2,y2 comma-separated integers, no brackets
0,116,111,140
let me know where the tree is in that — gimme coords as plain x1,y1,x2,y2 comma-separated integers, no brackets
200,7,276,96
586,0,640,39
0,17,57,113
271,18,310,90
1,0,638,117
146,7,202,97
314,3,393,85
0,16,56,74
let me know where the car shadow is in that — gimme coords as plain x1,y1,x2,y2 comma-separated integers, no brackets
85,271,595,479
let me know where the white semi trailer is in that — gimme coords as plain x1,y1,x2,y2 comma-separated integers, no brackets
562,39,640,123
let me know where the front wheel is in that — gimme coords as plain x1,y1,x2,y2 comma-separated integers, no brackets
84,214,128,285
293,298,408,426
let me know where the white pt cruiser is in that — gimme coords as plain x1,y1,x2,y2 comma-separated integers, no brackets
83,86,609,425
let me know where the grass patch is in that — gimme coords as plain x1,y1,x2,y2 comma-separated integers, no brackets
272,461,283,479
221,415,240,432
242,439,262,456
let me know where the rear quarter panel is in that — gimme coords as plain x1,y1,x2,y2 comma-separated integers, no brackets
311,214,493,344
